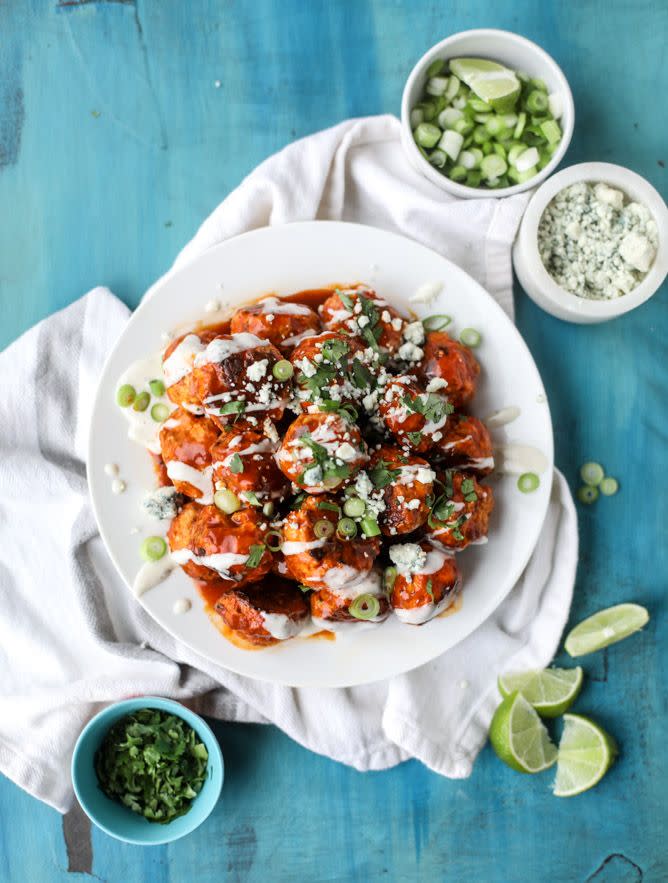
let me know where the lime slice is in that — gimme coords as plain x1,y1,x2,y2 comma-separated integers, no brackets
498,667,583,718
553,714,617,797
449,57,520,112
564,603,649,657
489,692,557,773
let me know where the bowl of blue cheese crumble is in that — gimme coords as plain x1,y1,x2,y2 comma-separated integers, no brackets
514,162,668,323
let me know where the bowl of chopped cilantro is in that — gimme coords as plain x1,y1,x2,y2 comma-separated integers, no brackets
71,697,224,844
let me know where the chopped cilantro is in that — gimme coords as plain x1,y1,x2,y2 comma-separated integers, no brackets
406,431,424,447
425,579,434,601
350,358,376,390
94,709,208,825
318,501,341,513
228,453,244,474
220,400,246,416
242,490,261,507
336,289,354,310
369,460,401,489
321,338,349,363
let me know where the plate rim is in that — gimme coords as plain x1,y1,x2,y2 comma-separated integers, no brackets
88,220,554,687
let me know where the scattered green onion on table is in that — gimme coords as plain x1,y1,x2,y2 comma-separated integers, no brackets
411,56,563,189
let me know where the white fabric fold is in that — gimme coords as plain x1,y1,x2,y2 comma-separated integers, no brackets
0,115,577,812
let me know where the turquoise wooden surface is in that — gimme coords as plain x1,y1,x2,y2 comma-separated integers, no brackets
1,1,666,881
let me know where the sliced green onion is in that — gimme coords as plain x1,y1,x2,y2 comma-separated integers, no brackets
116,384,136,407
272,359,294,381
360,516,381,538
530,77,548,92
265,530,283,552
318,501,341,515
349,593,381,621
262,501,275,517
485,115,506,137
343,496,366,518
481,153,507,180
428,148,447,169
444,75,460,101
577,485,599,505
140,536,167,562
525,90,548,113
460,327,481,347
468,97,492,113
314,519,335,539
228,453,244,474
599,477,619,496
540,119,561,145
337,517,357,539
580,462,604,486
517,472,539,493
423,314,452,331
466,170,482,188
453,117,474,135
414,122,441,149
426,58,445,78
245,543,266,569
133,391,150,412
149,379,165,397
219,400,246,416
515,146,539,174
449,165,467,182
437,107,463,129
214,488,241,514
438,129,464,162
150,403,170,423
426,75,449,97
410,108,424,129
513,112,526,140
384,566,397,593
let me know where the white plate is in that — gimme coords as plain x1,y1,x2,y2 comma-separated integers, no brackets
88,221,553,688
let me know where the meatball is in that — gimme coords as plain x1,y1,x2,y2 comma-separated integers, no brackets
425,471,494,551
281,494,380,590
167,503,272,587
190,333,291,428
388,541,461,625
310,568,389,625
214,579,310,645
377,376,451,453
159,407,219,502
276,412,368,493
162,330,219,412
418,332,480,410
229,296,321,352
210,420,289,506
320,285,406,353
368,445,435,536
434,415,495,476
290,331,367,411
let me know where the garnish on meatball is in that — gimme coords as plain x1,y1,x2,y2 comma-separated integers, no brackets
310,568,389,625
159,407,219,503
368,445,435,536
320,286,406,354
425,471,494,551
210,419,289,507
281,494,380,591
433,414,495,476
167,503,272,587
387,541,460,625
290,331,371,412
214,579,310,645
229,296,321,352
378,376,452,453
275,412,368,493
418,331,480,410
162,330,219,413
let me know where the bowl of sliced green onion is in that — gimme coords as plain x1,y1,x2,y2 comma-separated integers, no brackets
401,29,574,198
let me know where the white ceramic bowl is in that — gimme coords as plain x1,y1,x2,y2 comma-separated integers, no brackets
400,29,575,199
513,162,668,323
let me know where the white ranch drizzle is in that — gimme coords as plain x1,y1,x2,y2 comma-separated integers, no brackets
281,538,327,556
194,332,269,367
398,464,436,485
496,444,549,475
261,612,307,640
485,405,521,428
132,558,177,597
171,548,249,579
116,351,175,454
165,461,214,504
282,329,318,347
255,296,314,316
163,334,206,387
394,593,455,625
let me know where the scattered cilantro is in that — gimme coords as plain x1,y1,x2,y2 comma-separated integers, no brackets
219,400,246,416
290,492,306,510
318,501,341,514
369,460,401,489
241,490,261,507
228,453,244,474
425,579,434,601
406,431,424,447
336,289,354,310
321,338,349,363
350,358,376,390
246,543,266,569
94,709,208,825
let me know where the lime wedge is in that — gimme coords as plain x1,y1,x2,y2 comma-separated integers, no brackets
489,692,557,773
498,667,583,718
564,603,650,657
449,57,520,112
553,714,617,797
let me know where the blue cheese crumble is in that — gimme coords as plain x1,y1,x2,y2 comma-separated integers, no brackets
537,181,658,299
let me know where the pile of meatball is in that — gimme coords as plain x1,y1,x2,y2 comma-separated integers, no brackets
156,286,495,646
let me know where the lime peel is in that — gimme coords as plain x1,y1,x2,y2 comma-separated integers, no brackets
564,603,650,657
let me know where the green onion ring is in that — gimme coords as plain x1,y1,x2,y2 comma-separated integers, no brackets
349,593,381,621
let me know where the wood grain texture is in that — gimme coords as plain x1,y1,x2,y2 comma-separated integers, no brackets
0,0,666,881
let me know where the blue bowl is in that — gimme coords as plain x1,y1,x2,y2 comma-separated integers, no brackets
71,697,224,845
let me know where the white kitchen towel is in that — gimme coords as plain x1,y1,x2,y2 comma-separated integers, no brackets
0,115,578,813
